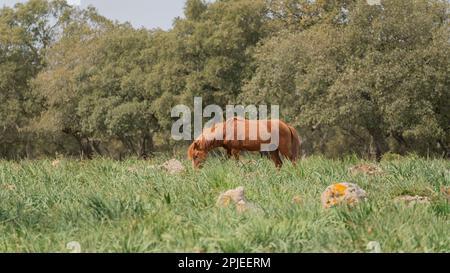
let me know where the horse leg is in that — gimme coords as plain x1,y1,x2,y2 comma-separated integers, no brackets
231,149,240,161
225,148,232,159
269,150,283,169
279,141,297,165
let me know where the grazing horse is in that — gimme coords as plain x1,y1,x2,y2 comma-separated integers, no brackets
187,118,301,168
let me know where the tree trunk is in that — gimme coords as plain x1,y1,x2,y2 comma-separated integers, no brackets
139,133,154,160
25,135,33,159
438,140,449,158
72,135,93,160
369,128,388,162
91,140,103,157
391,131,409,155
80,138,94,160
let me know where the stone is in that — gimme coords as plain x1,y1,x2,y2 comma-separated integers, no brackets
2,184,16,191
367,0,381,6
321,182,367,208
162,159,185,174
367,241,382,253
441,186,450,201
394,195,430,206
216,186,246,207
292,195,302,205
127,166,138,173
52,159,61,167
216,186,259,213
66,241,81,253
236,200,250,213
348,164,383,176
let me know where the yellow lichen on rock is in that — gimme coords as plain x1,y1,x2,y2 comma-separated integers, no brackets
333,183,348,195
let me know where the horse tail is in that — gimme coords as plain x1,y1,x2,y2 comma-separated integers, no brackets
288,126,301,162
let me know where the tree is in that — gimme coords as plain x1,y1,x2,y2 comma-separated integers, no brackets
0,0,73,158
33,10,162,158
244,0,450,159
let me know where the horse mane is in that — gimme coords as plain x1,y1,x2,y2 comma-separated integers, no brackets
187,142,196,160
187,125,219,159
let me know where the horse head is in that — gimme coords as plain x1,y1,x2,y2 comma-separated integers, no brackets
187,137,210,169
187,124,223,169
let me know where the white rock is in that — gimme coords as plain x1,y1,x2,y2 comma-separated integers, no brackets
367,0,381,6
394,195,430,206
162,159,185,174
367,241,382,253
66,241,81,253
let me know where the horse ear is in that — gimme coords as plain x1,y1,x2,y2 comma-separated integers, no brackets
194,141,200,149
188,141,199,159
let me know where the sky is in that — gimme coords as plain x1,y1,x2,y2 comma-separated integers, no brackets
0,0,188,30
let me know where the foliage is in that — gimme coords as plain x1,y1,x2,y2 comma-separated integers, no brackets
0,0,449,159
243,0,450,159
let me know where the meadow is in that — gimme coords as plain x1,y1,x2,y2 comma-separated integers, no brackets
0,154,448,253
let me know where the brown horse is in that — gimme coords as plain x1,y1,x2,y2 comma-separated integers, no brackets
188,118,301,168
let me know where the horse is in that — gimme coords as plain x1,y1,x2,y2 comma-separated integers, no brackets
187,118,301,168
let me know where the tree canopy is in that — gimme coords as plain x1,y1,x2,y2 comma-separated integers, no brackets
0,0,449,159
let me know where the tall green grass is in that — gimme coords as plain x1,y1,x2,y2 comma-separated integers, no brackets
0,155,448,252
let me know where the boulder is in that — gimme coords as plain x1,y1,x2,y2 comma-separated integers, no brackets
394,195,430,206
216,186,259,213
348,164,383,176
321,182,367,208
162,159,185,174
216,186,246,207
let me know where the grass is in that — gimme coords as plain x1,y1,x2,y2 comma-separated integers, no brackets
0,154,448,253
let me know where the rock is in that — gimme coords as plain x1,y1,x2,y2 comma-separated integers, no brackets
193,247,206,253
348,164,383,176
66,241,81,253
321,182,367,208
216,186,259,213
52,159,61,168
441,186,450,201
2,184,16,191
236,200,250,213
292,195,302,205
394,195,430,206
367,241,382,253
127,166,138,173
216,186,246,207
162,159,185,174
367,0,381,6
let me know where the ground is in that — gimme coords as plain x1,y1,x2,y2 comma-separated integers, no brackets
0,154,448,252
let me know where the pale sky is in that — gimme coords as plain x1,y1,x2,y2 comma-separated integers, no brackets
0,0,188,30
